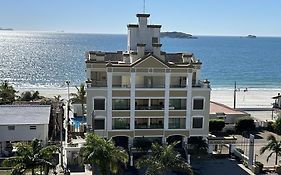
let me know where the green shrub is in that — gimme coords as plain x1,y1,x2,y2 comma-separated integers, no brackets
274,115,281,134
235,117,255,133
243,160,249,168
133,137,152,151
267,121,275,132
209,119,225,132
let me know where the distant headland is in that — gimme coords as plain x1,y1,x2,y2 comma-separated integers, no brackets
246,35,256,38
0,27,13,31
160,32,198,39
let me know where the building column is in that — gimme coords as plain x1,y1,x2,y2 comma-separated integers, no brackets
86,69,91,80
186,72,193,130
107,72,113,131
162,137,167,145
183,136,188,148
164,72,170,130
208,144,214,154
195,69,200,85
130,72,136,130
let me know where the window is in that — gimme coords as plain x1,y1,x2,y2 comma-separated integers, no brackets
113,118,130,130
94,98,105,110
8,125,15,130
30,126,36,130
94,119,105,130
152,37,159,43
135,118,149,129
91,71,106,81
169,99,186,110
193,98,204,110
169,118,185,129
112,99,130,110
192,117,203,129
150,118,164,129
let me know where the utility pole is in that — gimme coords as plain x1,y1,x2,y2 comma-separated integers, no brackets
56,106,64,170
234,81,237,109
143,0,146,13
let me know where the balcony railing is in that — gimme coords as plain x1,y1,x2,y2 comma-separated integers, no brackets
112,124,130,130
135,124,163,129
135,105,164,110
90,80,107,87
135,84,165,88
170,84,186,88
112,84,131,88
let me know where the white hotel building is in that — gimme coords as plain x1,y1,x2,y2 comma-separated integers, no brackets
85,13,211,148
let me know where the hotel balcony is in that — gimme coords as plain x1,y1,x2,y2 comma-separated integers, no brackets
135,99,164,110
112,75,131,88
135,118,164,129
135,76,165,88
112,118,130,130
273,103,281,109
87,80,107,88
112,99,130,110
168,118,186,129
169,99,186,110
170,76,186,88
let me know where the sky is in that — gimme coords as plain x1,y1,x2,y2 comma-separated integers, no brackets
0,0,280,36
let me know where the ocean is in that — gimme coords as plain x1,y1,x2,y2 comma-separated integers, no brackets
0,31,281,90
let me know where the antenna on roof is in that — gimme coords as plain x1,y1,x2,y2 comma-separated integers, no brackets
143,0,146,13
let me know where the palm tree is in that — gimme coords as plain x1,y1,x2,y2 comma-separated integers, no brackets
70,83,86,118
135,141,193,175
260,134,281,165
0,80,17,104
2,139,58,175
79,133,129,175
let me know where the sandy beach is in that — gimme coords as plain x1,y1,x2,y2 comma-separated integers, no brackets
211,89,280,109
16,87,280,109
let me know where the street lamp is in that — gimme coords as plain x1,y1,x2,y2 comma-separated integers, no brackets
65,81,70,143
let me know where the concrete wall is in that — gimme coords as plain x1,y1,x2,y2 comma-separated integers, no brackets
86,89,107,128
0,124,48,144
190,89,211,136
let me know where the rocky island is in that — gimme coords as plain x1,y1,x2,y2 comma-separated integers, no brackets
0,27,13,31
160,31,198,39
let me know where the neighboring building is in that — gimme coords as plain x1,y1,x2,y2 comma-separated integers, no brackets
0,105,51,154
85,13,211,147
273,93,281,109
210,101,249,125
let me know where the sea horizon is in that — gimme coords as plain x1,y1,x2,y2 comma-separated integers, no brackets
1,31,281,91
2,30,281,38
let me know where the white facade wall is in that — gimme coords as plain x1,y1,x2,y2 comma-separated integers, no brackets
0,124,48,144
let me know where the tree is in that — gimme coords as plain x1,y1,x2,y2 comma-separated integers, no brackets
79,133,128,175
19,91,33,101
70,83,86,117
260,134,281,165
209,119,225,132
2,139,58,175
135,141,193,175
235,117,255,133
274,114,281,134
0,80,17,104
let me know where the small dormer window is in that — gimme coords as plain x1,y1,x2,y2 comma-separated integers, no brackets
152,37,158,44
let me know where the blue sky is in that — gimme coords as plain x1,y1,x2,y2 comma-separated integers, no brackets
0,0,280,36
